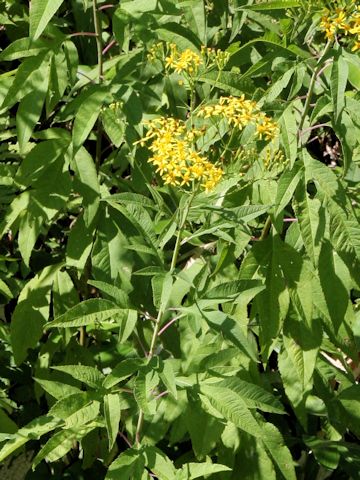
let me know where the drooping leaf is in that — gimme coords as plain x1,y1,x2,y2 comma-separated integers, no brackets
30,0,65,40
46,299,122,328
104,394,121,450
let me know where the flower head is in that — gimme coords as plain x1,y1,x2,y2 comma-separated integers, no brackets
197,96,278,142
136,117,223,192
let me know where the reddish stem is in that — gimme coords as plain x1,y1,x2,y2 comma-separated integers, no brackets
157,316,180,336
154,391,168,400
70,32,98,37
98,3,116,10
118,432,132,448
102,39,117,55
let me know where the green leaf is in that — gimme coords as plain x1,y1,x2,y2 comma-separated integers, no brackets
106,201,160,255
104,394,121,450
106,449,145,480
49,392,100,428
260,421,297,480
32,424,95,469
294,178,323,265
213,377,285,414
103,358,145,389
0,416,60,463
199,70,254,96
176,461,231,480
331,50,348,123
201,310,258,362
239,1,300,10
87,280,130,307
72,85,108,152
273,162,303,228
279,105,298,168
253,236,289,353
278,315,322,428
30,0,65,40
158,359,177,399
134,369,159,415
200,384,263,437
34,378,81,399
0,278,13,299
202,279,264,302
11,264,60,365
2,51,50,109
185,400,224,458
66,211,96,271
151,272,173,311
143,446,177,480
72,146,100,226
0,37,50,61
51,365,105,389
318,240,349,332
45,299,122,328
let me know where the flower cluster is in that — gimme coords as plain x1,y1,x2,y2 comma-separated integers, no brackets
200,45,230,69
136,117,223,191
147,43,230,76
165,44,203,75
197,96,278,141
320,3,360,51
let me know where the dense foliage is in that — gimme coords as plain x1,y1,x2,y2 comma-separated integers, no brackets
1,0,360,478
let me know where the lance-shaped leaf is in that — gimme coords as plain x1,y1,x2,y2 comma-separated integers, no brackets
51,365,105,389
45,299,123,328
32,424,96,469
104,394,121,451
0,416,60,463
30,0,65,40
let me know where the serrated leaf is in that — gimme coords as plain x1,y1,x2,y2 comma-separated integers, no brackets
239,1,300,10
213,377,285,414
32,424,94,469
51,365,105,389
279,104,298,168
158,359,177,399
103,358,145,389
0,416,60,463
274,162,303,226
104,393,121,450
49,392,100,428
134,369,159,415
45,299,122,328
106,449,145,480
143,446,177,480
151,272,173,311
202,310,258,362
331,51,348,123
200,384,263,437
260,421,296,480
34,378,81,399
176,461,231,480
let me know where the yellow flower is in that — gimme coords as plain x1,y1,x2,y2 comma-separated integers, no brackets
197,96,278,141
165,46,203,75
136,117,223,191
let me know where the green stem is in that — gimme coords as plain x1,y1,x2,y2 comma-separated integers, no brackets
92,0,103,171
259,215,271,241
135,191,195,445
298,40,332,148
92,0,103,82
